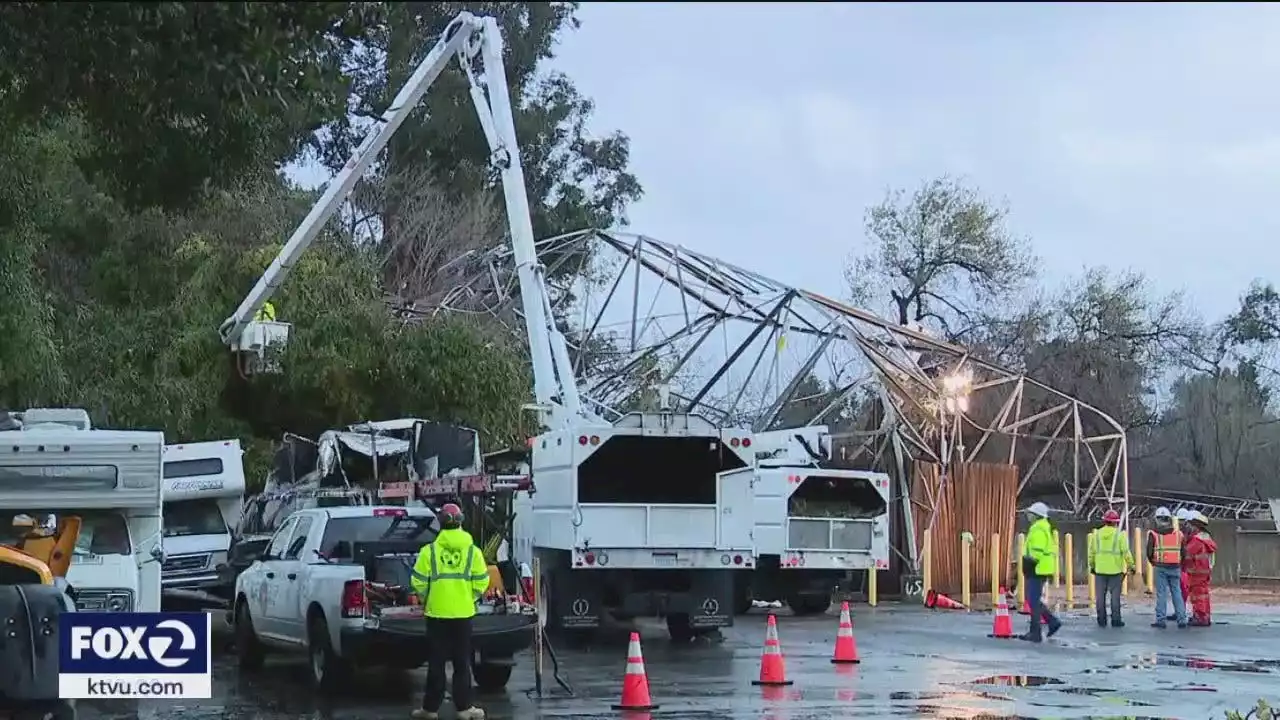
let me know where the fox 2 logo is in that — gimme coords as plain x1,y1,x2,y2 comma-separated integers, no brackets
59,613,211,675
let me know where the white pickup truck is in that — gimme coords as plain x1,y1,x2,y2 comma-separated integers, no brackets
229,505,536,690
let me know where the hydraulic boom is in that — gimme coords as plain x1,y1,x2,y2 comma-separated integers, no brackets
218,13,589,428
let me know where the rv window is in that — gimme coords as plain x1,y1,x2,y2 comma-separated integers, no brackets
164,458,225,479
164,500,228,537
0,466,118,491
318,516,437,559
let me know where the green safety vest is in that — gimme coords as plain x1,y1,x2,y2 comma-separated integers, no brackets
1025,518,1058,578
409,528,490,619
1088,525,1131,575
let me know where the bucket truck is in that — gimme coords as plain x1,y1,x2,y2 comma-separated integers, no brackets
217,12,755,641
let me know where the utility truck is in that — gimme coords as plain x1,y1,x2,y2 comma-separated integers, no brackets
0,408,165,613
216,12,757,641
742,427,891,614
161,439,246,597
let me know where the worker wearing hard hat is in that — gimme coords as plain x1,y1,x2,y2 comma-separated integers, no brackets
1088,509,1135,628
1020,502,1063,642
1146,507,1187,628
1181,511,1217,626
254,301,277,322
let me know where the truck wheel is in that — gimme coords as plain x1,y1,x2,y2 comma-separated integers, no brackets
234,601,265,671
472,662,514,692
786,592,830,616
666,614,717,643
307,615,348,687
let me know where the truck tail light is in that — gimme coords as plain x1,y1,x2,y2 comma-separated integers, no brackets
341,580,367,618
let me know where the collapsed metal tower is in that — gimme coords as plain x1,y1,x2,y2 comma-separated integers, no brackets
420,229,1131,528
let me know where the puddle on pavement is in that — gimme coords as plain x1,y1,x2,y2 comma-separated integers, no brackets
1104,653,1277,674
891,690,1013,703
971,675,1065,687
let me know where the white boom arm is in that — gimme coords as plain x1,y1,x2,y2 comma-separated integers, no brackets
218,12,595,429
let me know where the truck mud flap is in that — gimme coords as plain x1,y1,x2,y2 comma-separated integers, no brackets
551,571,602,630
685,571,734,629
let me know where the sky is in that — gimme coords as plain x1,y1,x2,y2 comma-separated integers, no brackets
291,3,1280,323
546,2,1280,322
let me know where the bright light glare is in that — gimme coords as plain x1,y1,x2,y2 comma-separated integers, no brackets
940,368,974,395
944,396,970,413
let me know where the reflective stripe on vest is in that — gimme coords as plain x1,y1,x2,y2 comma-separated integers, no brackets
1153,529,1182,564
1092,528,1123,558
428,544,488,583
1186,533,1215,574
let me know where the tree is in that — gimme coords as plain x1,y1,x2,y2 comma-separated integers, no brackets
316,2,642,251
0,3,375,209
847,176,1036,339
1146,367,1280,498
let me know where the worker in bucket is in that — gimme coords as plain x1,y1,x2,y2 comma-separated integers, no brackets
1088,509,1135,628
1020,501,1062,642
1146,506,1187,629
1182,511,1217,626
410,503,491,720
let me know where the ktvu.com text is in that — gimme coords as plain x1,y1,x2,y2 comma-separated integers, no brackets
59,612,213,700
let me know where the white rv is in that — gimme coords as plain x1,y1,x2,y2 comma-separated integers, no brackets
161,440,246,592
0,408,164,612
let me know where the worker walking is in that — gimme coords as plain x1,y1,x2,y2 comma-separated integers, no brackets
1182,511,1217,627
410,503,491,720
1020,502,1062,642
1088,509,1135,628
1147,507,1187,629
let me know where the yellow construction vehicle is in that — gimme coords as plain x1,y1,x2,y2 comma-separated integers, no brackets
1,513,79,720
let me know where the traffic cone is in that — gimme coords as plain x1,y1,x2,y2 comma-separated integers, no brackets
988,587,1014,639
611,632,660,711
925,589,966,610
752,614,793,686
831,601,860,664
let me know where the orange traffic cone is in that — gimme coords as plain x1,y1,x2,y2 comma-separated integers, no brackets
831,601,860,664
611,632,660,711
752,614,793,686
925,590,967,610
988,587,1014,639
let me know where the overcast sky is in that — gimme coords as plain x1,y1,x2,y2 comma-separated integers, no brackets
545,2,1280,321
291,3,1279,322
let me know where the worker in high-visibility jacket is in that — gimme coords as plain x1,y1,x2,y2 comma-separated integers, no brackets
254,301,277,322
410,503,490,720
1020,501,1063,642
1182,511,1216,627
1088,509,1135,628
1146,506,1186,628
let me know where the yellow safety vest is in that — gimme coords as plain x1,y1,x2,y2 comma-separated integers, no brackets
1025,518,1058,578
409,528,490,619
254,302,277,322
1088,525,1132,575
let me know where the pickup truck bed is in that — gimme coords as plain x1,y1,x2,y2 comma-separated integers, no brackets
231,506,535,690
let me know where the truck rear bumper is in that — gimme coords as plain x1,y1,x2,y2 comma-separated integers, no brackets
340,613,536,667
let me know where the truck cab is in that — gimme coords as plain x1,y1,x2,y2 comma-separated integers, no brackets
161,439,246,595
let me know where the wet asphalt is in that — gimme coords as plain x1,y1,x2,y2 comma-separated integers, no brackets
74,602,1279,720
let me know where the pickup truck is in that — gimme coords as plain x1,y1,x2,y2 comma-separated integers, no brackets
229,505,536,690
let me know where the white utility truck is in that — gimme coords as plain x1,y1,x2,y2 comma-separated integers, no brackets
741,427,891,614
161,439,246,595
216,12,756,642
0,408,164,612
232,505,535,689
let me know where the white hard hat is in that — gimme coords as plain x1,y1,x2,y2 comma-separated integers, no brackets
1190,511,1209,525
1174,508,1190,520
1154,506,1172,518
1026,502,1050,518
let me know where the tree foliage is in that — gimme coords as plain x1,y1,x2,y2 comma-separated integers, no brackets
0,3,636,488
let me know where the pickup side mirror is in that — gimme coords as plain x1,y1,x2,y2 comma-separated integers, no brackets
149,545,166,565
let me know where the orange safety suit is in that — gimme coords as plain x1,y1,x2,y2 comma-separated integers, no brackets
1182,529,1216,626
